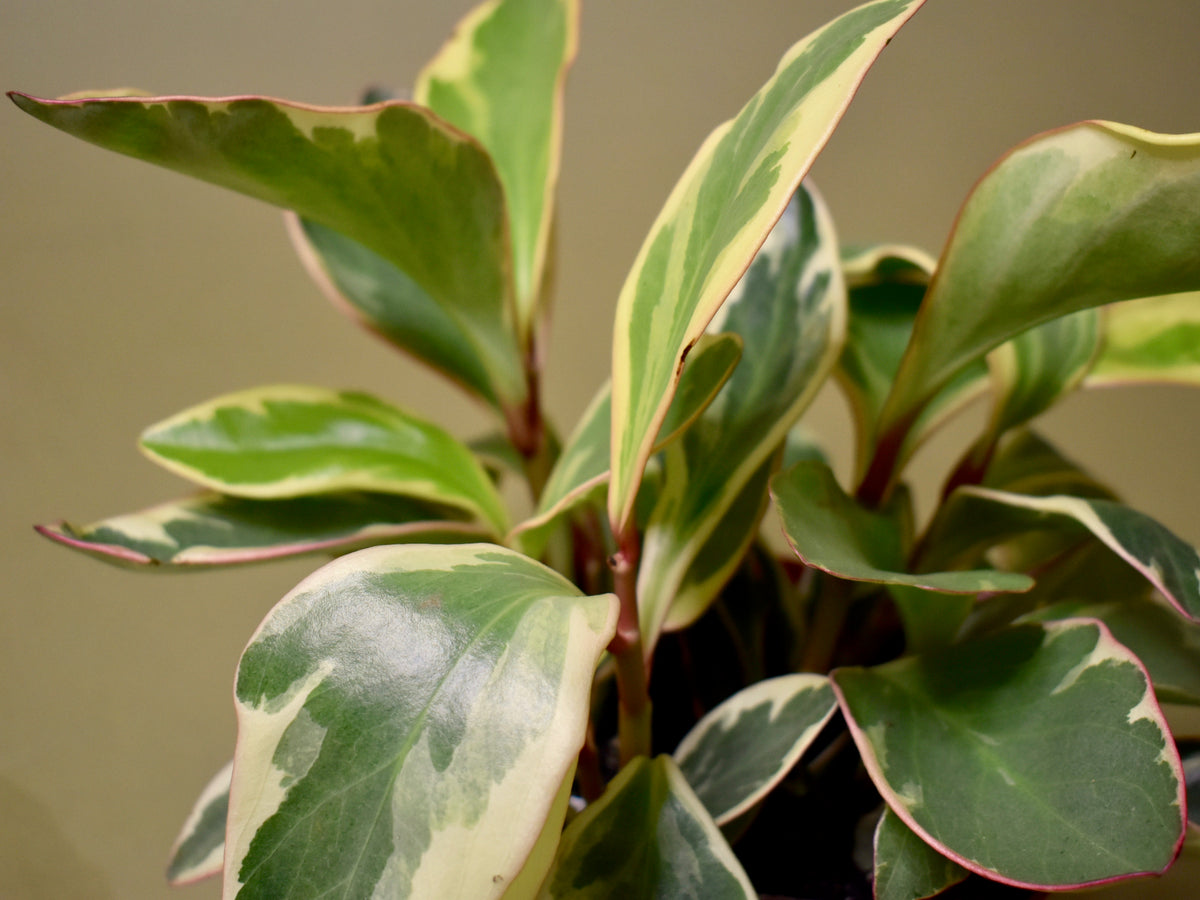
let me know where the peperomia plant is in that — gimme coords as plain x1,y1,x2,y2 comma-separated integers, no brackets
13,0,1200,897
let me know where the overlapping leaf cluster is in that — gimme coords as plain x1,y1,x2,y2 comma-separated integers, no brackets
15,0,1200,897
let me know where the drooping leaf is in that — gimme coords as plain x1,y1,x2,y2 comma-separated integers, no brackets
1026,597,1200,706
638,184,846,647
673,674,836,826
834,619,1185,890
960,487,1200,620
872,806,967,900
139,385,509,536
36,491,485,569
770,460,1032,594
287,215,501,406
1088,291,1200,387
537,755,755,899
8,90,528,409
866,122,1200,499
416,0,577,333
607,0,926,533
511,334,742,557
225,543,617,899
166,761,231,886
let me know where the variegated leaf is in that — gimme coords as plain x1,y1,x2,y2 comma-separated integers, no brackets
1025,597,1200,707
511,334,742,557
865,122,1200,500
608,0,926,532
225,543,617,899
36,491,484,569
8,90,528,409
834,619,1185,890
771,460,1032,594
872,806,967,900
287,215,501,406
961,487,1200,620
416,0,577,333
167,761,231,886
538,755,755,899
139,385,509,536
673,674,836,826
950,310,1102,489
639,184,846,647
1088,291,1200,387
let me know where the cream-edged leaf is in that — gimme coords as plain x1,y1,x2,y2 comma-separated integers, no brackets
225,543,617,899
608,0,925,532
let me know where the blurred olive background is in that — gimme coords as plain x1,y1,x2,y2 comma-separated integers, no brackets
4,1,1200,897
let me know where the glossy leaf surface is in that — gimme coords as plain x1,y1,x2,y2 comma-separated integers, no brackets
1027,597,1200,706
835,619,1184,890
36,491,484,569
140,385,508,536
872,806,967,900
511,334,742,556
416,0,576,332
771,460,1032,594
9,89,528,407
167,761,231,886
638,184,845,646
870,122,1200,493
607,0,925,532
538,755,755,899
962,487,1200,620
225,543,617,899
674,674,836,826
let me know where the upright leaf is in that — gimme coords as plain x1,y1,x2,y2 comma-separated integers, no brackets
638,185,846,645
538,755,756,899
224,543,617,899
140,385,509,536
167,761,231,886
834,619,1185,890
607,0,926,532
416,0,577,334
866,122,1200,498
9,90,528,408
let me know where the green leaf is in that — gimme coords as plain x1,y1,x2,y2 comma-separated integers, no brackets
538,755,755,899
960,487,1200,620
1088,291,1200,387
673,674,836,826
36,491,485,569
868,122,1200,496
771,460,1032,594
607,0,926,532
416,0,576,334
834,619,1185,889
1026,597,1200,707
872,806,967,900
511,334,742,557
225,543,617,899
8,90,528,409
139,385,509,536
952,309,1102,486
288,216,501,406
638,184,846,646
167,761,230,886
